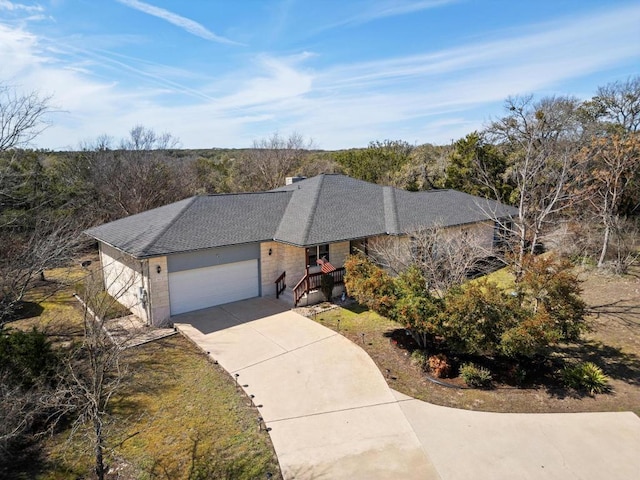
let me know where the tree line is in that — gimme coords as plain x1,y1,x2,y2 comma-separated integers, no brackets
1,76,639,324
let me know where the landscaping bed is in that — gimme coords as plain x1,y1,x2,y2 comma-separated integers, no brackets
310,265,640,416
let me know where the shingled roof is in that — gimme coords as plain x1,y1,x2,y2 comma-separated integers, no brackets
85,174,517,258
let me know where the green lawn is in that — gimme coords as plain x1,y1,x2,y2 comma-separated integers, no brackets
477,265,515,289
42,335,280,480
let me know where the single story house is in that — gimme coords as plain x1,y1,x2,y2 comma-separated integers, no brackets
85,174,517,326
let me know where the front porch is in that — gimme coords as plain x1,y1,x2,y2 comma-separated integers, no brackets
261,240,352,307
275,267,346,306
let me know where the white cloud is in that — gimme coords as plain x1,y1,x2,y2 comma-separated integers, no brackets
315,0,459,33
116,0,243,45
318,4,640,93
2,2,639,150
0,0,43,13
353,0,460,24
214,55,313,110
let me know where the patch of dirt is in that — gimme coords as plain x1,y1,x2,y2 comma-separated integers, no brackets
310,266,640,415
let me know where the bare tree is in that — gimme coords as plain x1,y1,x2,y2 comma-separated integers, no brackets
487,95,584,273
0,217,88,324
0,148,90,324
64,127,188,221
590,76,640,133
366,225,493,297
577,133,640,268
120,125,180,151
63,264,143,480
0,84,52,152
232,132,315,191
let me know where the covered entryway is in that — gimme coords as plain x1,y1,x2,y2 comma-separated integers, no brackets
168,259,259,315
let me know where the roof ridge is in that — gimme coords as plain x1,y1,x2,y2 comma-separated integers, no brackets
383,186,400,234
299,174,325,245
144,196,198,254
205,190,290,197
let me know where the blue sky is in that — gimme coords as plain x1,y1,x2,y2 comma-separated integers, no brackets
1,0,639,150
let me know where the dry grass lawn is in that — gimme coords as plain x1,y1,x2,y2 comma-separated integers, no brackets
40,335,281,480
7,263,281,480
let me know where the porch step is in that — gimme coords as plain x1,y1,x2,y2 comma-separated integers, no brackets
276,288,318,306
276,288,295,306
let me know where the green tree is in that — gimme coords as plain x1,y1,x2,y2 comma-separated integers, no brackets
320,273,335,302
344,254,397,318
392,143,450,191
334,139,413,184
0,328,65,471
0,328,58,388
439,281,520,356
392,266,443,348
190,154,235,194
445,132,512,201
517,254,586,341
499,310,557,358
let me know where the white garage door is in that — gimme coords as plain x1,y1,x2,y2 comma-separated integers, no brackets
168,259,259,315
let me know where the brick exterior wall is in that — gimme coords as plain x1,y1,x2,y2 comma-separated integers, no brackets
329,241,350,267
282,243,307,290
147,256,170,326
99,243,147,322
259,241,351,297
99,244,170,326
260,241,281,297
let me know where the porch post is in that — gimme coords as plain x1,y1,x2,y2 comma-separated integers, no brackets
305,264,310,293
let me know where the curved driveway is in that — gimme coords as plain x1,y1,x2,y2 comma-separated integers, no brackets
175,298,640,480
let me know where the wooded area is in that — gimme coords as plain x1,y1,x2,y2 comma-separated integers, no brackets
0,76,638,477
2,77,638,327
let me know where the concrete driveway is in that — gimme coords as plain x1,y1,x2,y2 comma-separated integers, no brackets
174,298,438,479
174,298,640,480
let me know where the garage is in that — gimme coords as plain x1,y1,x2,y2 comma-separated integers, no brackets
168,259,259,315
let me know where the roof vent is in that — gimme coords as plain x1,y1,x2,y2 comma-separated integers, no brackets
285,176,306,185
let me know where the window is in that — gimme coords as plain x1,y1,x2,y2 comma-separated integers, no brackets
350,238,368,255
307,244,329,267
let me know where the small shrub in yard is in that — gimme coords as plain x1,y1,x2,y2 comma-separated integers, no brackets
320,273,335,302
510,365,528,387
460,362,493,388
562,362,609,395
428,353,452,378
410,350,428,370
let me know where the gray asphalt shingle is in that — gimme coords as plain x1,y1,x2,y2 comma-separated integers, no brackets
85,174,518,257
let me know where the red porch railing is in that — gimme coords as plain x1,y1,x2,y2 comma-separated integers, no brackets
293,267,345,306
